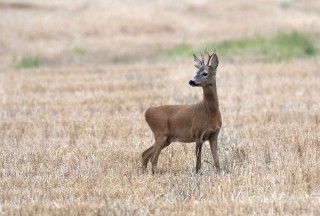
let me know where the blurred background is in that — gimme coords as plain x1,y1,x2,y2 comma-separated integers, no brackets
1,0,319,69
1,1,320,215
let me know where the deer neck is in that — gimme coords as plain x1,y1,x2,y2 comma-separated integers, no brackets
202,82,219,116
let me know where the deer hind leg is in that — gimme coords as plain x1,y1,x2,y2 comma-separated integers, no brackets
209,128,221,173
151,136,169,174
195,141,203,173
142,145,155,172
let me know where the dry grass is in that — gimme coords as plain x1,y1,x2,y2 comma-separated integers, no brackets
1,60,319,215
0,0,320,215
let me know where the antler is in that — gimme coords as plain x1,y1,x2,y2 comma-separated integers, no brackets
200,47,207,64
206,49,216,66
194,48,215,68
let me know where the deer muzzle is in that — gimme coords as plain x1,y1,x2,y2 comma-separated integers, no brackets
189,80,199,87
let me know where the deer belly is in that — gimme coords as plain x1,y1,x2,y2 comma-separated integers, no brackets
168,120,194,143
168,135,194,143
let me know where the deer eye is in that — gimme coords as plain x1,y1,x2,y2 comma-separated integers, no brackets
202,72,208,77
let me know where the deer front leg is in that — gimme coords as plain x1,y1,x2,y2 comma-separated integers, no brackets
195,141,203,173
151,136,169,174
209,129,221,173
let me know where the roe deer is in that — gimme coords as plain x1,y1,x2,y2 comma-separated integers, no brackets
142,49,222,174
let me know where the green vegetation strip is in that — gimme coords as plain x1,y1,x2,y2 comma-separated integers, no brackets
16,56,44,69
161,32,319,61
70,47,87,56
14,32,319,68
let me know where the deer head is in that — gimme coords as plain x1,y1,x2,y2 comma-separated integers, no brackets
189,49,219,87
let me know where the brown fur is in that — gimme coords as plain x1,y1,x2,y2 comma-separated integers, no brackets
142,51,222,174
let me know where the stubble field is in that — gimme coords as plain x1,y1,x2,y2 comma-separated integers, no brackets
0,0,320,215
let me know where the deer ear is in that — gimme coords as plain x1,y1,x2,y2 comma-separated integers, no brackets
193,54,202,69
210,53,219,69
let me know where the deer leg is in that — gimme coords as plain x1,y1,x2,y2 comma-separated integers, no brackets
151,137,169,174
142,145,155,171
209,129,221,173
195,141,203,173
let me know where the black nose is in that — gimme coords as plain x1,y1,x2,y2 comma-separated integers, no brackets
189,80,195,86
